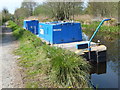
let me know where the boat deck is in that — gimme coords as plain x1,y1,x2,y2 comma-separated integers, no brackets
53,41,107,62
39,37,107,62
53,41,106,54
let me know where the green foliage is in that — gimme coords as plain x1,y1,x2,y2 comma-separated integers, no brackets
82,21,119,34
34,2,83,20
14,8,29,26
34,4,51,16
21,0,38,16
14,8,29,18
1,8,12,24
0,12,2,25
8,21,19,30
8,21,91,88
13,28,24,39
85,2,118,17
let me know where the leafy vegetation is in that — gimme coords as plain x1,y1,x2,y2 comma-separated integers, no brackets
21,0,38,16
82,21,119,34
0,8,13,25
85,2,118,17
0,12,2,25
8,21,91,88
34,2,83,20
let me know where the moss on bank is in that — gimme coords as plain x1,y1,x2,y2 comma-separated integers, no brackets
8,21,91,88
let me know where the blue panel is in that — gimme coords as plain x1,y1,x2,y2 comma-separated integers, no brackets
23,20,39,35
23,21,26,29
53,23,82,44
38,22,83,44
39,23,53,43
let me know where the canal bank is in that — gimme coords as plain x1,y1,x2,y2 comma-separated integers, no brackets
7,21,91,88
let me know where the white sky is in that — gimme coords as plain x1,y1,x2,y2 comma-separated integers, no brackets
0,0,23,14
0,0,45,14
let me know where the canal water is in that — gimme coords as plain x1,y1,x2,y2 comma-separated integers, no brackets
83,31,119,88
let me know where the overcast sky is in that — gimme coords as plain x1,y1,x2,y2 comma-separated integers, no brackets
0,0,45,14
0,0,23,14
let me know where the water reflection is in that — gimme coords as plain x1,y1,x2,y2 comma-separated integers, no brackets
83,31,119,72
83,50,107,62
89,62,107,89
90,62,106,75
83,31,119,88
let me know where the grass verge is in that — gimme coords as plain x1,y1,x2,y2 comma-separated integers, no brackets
8,21,91,88
82,21,119,34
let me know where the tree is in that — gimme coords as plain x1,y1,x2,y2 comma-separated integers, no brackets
48,2,83,20
84,2,118,18
2,8,12,24
21,0,38,16
34,3,52,16
14,8,29,19
0,12,2,25
14,8,29,25
34,2,83,20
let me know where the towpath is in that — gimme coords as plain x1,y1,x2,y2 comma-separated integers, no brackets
0,26,23,89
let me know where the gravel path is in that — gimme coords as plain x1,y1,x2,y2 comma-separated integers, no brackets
0,26,24,89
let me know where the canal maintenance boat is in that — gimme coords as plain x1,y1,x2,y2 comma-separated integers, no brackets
23,19,111,63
